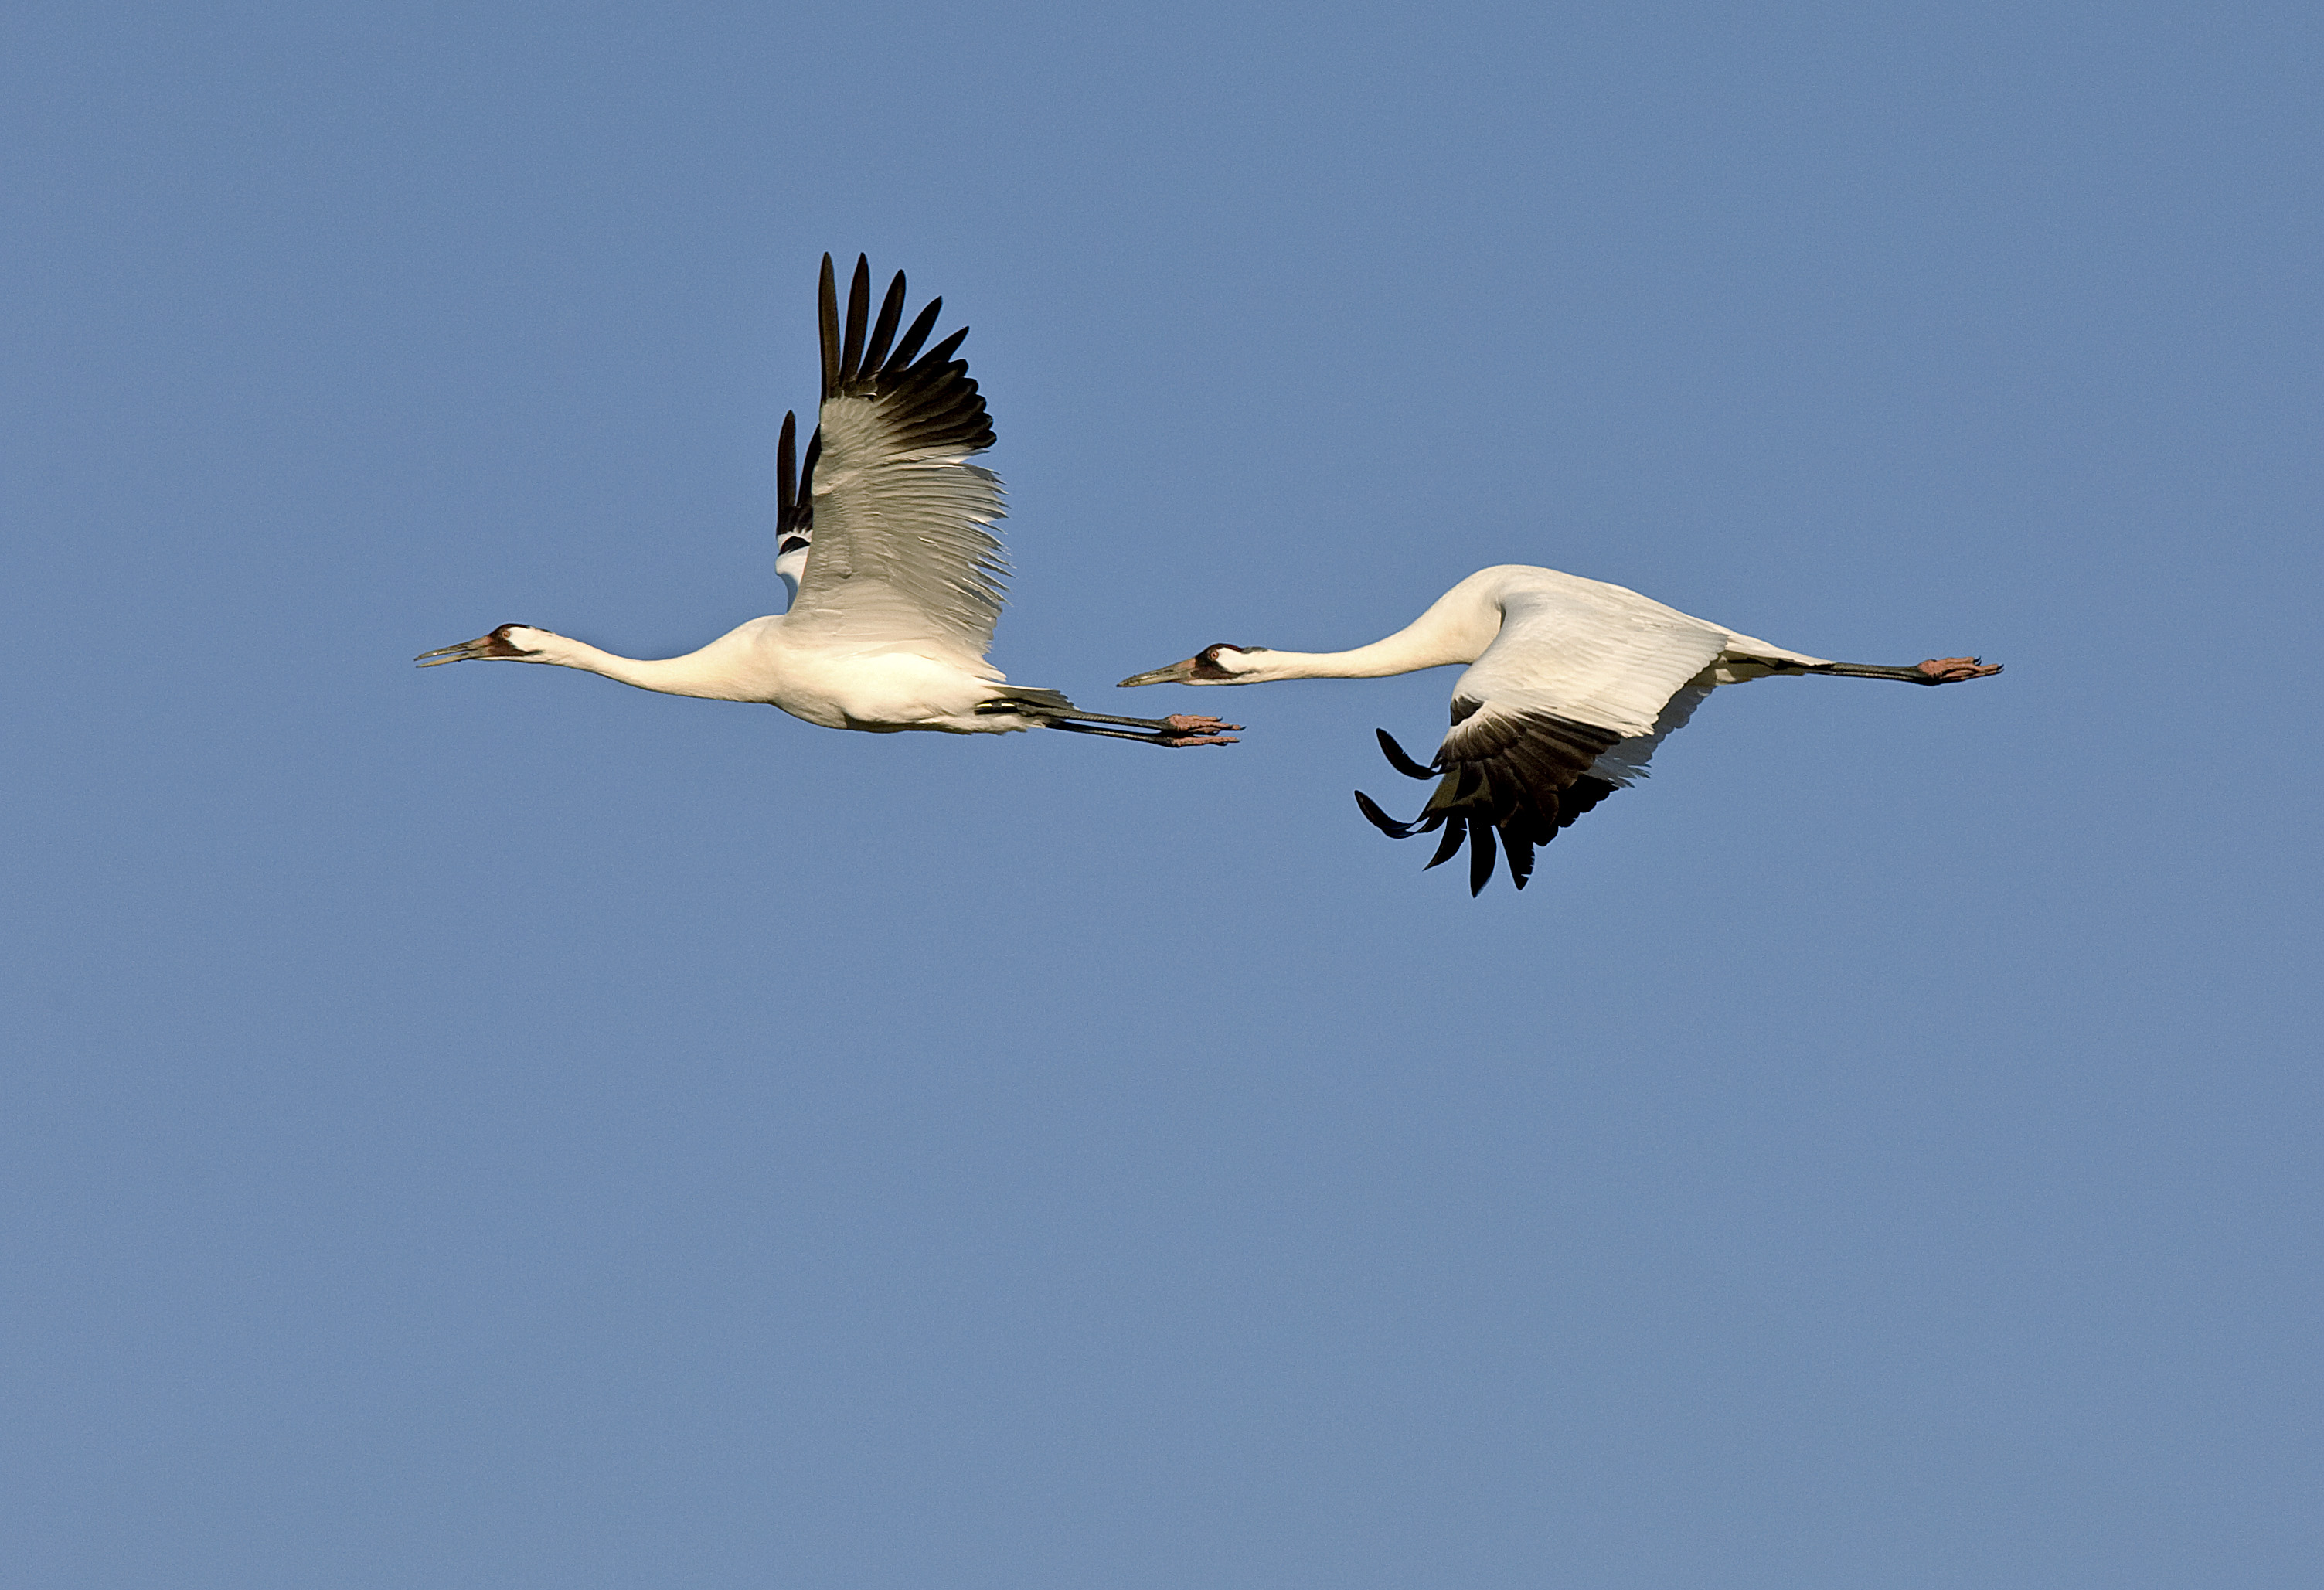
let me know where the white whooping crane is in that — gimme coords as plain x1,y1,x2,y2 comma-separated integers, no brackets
419,254,1240,750
1119,564,2001,894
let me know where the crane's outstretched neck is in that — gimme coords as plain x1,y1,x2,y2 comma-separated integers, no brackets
1262,574,1507,677
1120,570,1506,686
416,621,776,702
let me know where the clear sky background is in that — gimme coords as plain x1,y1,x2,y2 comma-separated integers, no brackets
5,3,2319,1585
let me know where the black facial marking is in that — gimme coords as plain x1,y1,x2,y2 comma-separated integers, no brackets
1191,643,1261,681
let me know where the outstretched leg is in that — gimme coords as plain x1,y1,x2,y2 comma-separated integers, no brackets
978,694,1241,747
1812,656,2002,685
1041,716,1241,747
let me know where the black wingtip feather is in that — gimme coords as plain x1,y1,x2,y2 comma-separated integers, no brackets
1505,830,1535,890
1423,818,1467,871
817,255,839,401
811,260,993,460
1363,708,1629,897
890,298,942,371
1376,729,1437,781
861,271,906,376
1353,789,1414,839
776,411,797,520
916,325,971,371
1468,823,1497,895
840,254,871,386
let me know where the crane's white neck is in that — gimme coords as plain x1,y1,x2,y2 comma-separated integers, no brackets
1222,583,1502,682
512,625,769,701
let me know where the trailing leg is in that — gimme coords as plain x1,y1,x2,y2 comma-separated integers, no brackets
978,691,1240,747
1812,656,2002,685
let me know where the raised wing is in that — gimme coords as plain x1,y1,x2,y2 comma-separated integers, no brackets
1354,572,1733,893
784,254,1005,660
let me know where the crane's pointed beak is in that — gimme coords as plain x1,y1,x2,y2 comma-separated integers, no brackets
415,636,497,666
415,625,539,666
1117,657,1199,687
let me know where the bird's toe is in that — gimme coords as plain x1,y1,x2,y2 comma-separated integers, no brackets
1916,656,2003,683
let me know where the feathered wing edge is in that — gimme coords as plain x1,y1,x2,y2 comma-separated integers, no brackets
772,254,995,609
788,254,1007,653
818,252,993,451
1353,701,1623,895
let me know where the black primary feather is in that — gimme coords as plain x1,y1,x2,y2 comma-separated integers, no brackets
813,256,992,457
1359,708,1626,894
839,254,871,386
1376,728,1436,781
1467,822,1497,897
917,325,972,371
1353,789,1416,839
1425,819,1468,872
1503,829,1536,890
889,298,943,371
817,254,841,400
861,271,907,376
775,411,796,522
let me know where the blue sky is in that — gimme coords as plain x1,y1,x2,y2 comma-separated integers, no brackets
5,2,2319,1585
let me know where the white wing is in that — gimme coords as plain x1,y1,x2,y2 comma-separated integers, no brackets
785,255,1007,662
1357,568,1742,893
1363,567,1840,891
1450,570,1733,740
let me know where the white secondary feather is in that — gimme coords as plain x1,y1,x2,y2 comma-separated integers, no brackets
785,390,1009,663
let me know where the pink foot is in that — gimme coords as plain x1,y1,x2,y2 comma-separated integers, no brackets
1917,656,2003,683
1161,713,1241,747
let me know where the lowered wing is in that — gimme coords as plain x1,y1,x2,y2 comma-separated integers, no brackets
1355,572,1734,893
784,254,1006,662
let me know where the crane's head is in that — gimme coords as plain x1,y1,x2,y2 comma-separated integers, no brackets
415,624,555,666
1118,644,1270,687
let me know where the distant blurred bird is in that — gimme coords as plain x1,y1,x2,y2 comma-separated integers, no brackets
420,254,1239,750
1121,565,1999,893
